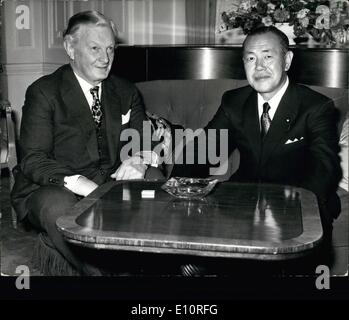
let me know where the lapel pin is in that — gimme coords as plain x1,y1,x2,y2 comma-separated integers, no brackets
285,118,291,131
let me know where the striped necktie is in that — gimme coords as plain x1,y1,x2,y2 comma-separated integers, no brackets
261,102,271,139
90,86,102,129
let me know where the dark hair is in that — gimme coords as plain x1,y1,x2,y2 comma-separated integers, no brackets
63,10,117,39
243,26,289,54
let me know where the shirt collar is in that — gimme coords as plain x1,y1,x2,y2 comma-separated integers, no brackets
73,72,102,108
257,76,289,120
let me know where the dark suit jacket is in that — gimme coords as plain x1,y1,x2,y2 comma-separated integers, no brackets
11,64,148,221
206,83,342,221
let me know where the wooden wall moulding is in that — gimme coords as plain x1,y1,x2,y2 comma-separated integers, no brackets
14,0,34,48
0,61,64,76
43,0,118,64
46,0,70,50
112,45,348,89
3,0,43,63
45,0,105,50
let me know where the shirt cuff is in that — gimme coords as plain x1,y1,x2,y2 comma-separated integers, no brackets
63,175,83,192
135,151,159,167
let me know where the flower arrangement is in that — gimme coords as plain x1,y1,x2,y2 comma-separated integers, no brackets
219,0,349,44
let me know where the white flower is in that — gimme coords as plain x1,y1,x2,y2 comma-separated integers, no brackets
262,16,273,27
267,3,276,13
239,0,252,12
299,17,309,28
297,8,310,19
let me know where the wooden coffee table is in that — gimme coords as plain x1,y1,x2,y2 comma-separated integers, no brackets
56,181,323,260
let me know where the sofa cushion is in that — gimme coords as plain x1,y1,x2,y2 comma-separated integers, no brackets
136,80,348,131
136,79,348,180
136,79,249,179
305,85,348,131
136,79,248,130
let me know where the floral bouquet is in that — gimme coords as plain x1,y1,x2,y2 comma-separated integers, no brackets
219,0,349,44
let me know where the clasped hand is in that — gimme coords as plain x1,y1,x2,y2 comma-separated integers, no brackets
110,156,148,180
152,119,172,163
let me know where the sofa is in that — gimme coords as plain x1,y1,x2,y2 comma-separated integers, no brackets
4,45,348,276
135,79,349,181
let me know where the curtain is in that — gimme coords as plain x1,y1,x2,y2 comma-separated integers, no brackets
185,0,217,44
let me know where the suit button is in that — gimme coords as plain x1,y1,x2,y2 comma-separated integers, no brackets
100,169,105,175
98,135,102,140
49,178,53,183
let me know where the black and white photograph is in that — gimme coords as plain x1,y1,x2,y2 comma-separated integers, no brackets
0,0,348,304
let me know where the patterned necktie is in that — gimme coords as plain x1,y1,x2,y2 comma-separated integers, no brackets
261,102,271,139
90,86,102,129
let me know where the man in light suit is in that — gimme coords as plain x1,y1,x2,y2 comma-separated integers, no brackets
11,11,162,275
203,26,342,243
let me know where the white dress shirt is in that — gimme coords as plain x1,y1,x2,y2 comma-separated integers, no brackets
257,77,289,129
74,72,102,110
64,72,159,192
64,73,102,192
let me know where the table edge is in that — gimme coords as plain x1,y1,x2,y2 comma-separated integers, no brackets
56,181,323,259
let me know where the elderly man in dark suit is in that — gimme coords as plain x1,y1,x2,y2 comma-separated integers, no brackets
11,11,162,275
175,26,342,276
203,26,342,244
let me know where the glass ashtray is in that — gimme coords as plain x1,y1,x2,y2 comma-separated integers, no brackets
161,177,219,200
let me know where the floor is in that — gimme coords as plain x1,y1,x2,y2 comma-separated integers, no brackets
1,168,348,277
1,169,42,276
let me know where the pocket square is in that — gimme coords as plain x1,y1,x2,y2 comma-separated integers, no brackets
122,109,131,125
285,137,304,144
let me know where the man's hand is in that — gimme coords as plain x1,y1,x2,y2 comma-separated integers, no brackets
152,119,172,163
65,176,99,197
111,156,148,180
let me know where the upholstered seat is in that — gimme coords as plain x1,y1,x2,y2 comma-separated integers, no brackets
136,79,349,180
5,79,348,276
